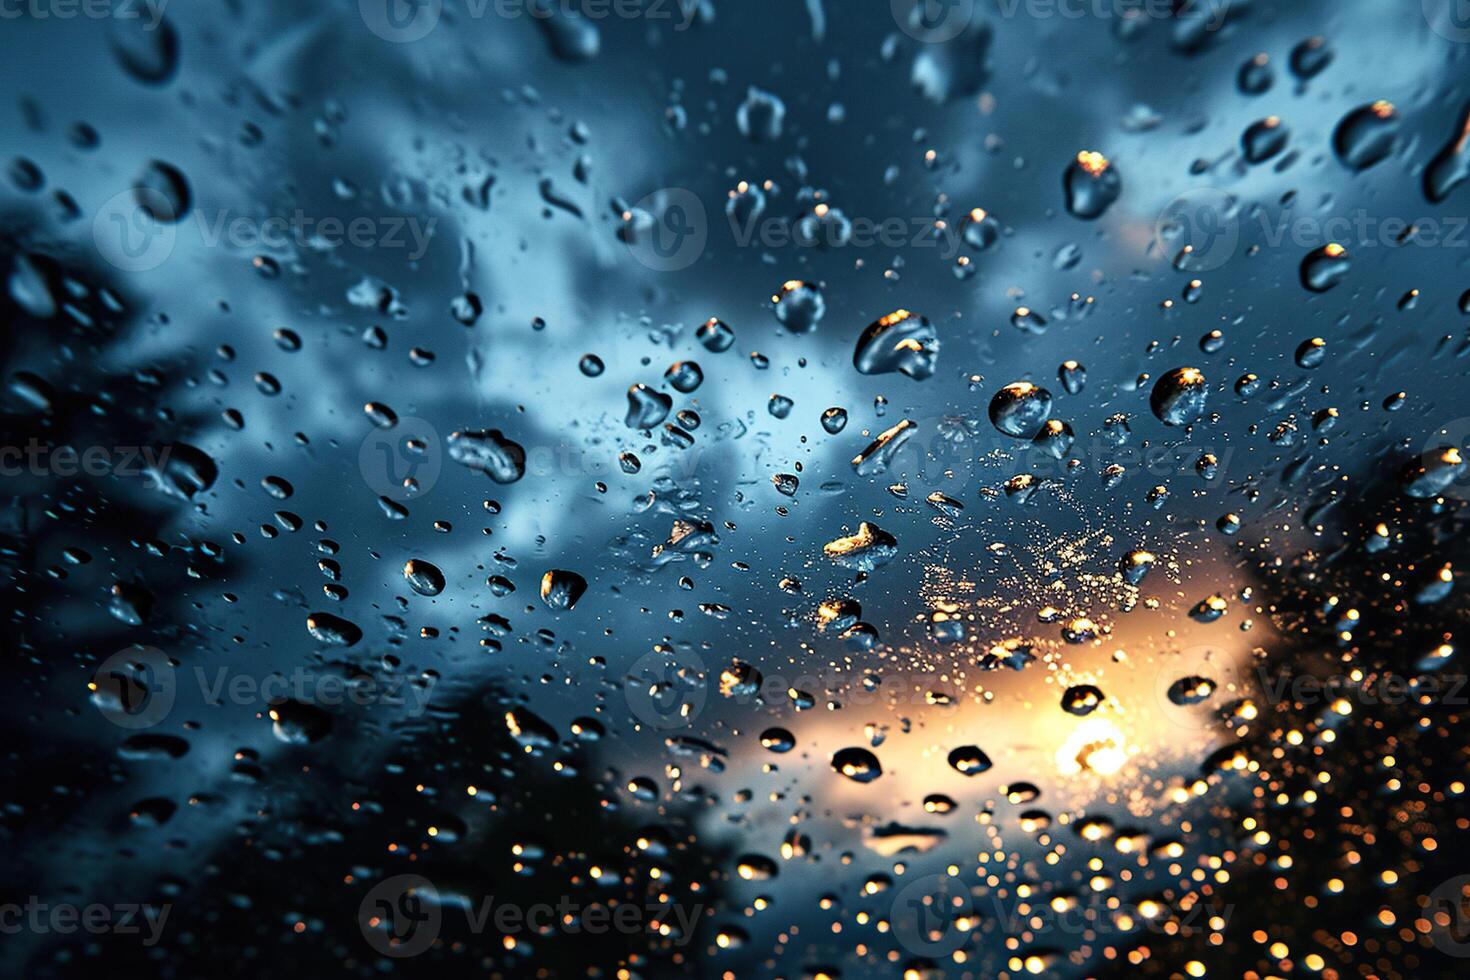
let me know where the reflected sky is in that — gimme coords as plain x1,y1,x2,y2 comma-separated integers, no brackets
4,0,1470,976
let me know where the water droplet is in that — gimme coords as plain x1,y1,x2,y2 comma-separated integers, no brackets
823,522,898,570
447,429,526,483
773,280,825,333
853,309,939,380
306,611,362,647
1061,684,1104,716
1058,360,1086,394
1011,306,1048,335
989,382,1054,438
947,745,992,775
1032,418,1075,459
1289,36,1333,80
831,746,882,783
1237,52,1272,94
403,559,445,596
1295,337,1327,369
1241,116,1288,163
821,407,849,434
108,15,179,85
1167,676,1217,706
697,317,736,352
1064,150,1121,219
1333,101,1398,170
625,384,673,429
664,360,703,393
736,87,786,142
760,728,795,753
540,569,588,610
134,160,190,223
1120,549,1155,585
1150,367,1208,426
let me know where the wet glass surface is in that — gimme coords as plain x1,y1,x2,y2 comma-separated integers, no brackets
5,1,1470,976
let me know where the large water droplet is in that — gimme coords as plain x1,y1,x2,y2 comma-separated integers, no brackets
1064,151,1121,219
447,429,526,483
404,559,445,596
773,280,825,333
1333,101,1398,170
1300,243,1350,292
989,382,1053,438
1149,367,1208,426
853,309,939,380
831,746,882,783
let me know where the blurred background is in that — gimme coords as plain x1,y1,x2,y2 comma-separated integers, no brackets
3,0,1470,976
